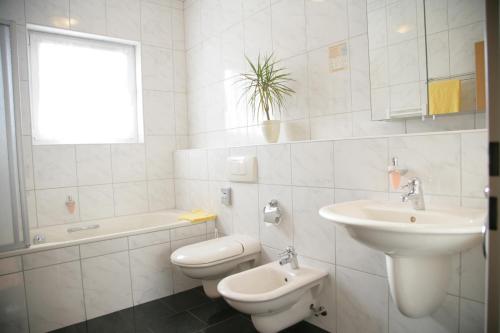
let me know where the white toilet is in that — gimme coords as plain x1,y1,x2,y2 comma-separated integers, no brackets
170,234,260,298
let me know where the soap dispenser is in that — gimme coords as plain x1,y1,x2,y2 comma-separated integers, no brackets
66,196,76,214
388,157,407,190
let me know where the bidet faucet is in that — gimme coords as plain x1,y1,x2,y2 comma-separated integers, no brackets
279,246,299,269
401,177,425,210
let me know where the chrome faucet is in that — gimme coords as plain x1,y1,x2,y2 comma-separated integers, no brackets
401,177,425,210
32,234,46,244
279,246,299,269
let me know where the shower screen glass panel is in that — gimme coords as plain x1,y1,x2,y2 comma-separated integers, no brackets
0,44,15,246
0,22,29,251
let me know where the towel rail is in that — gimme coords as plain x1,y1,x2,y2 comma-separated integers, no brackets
428,72,475,82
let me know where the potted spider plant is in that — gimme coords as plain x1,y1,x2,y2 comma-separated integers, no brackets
239,54,295,143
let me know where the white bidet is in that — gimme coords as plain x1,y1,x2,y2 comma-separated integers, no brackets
217,260,327,333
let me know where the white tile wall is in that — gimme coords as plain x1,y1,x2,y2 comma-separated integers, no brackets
271,0,306,60
5,0,186,230
232,183,260,239
258,184,293,249
78,185,114,221
26,0,70,28
449,22,484,76
291,141,334,187
113,182,149,216
461,131,489,198
337,266,388,333
424,0,485,129
0,272,29,333
148,179,176,211
128,230,170,250
76,145,113,186
170,222,207,241
460,298,485,333
79,238,128,259
0,257,22,276
299,256,337,331
244,6,273,61
146,136,175,180
306,0,348,50
292,187,335,263
111,144,147,183
0,0,25,24
336,226,386,276
130,242,173,305
25,261,86,333
175,129,487,333
183,0,486,148
0,222,213,332
388,295,459,333
389,134,461,196
461,245,486,303
208,180,233,234
141,2,172,48
35,187,80,227
106,0,141,40
22,246,80,270
82,252,133,319
33,145,77,189
70,0,107,34
257,144,292,185
143,91,176,136
334,138,388,191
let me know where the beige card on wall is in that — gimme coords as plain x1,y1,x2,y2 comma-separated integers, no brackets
329,42,348,72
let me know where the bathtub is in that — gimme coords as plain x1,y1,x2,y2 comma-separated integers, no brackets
0,209,215,258
0,209,216,332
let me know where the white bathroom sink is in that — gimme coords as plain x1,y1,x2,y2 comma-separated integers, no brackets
319,200,486,318
319,200,485,256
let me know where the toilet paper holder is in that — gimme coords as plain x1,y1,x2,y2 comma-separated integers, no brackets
263,199,282,225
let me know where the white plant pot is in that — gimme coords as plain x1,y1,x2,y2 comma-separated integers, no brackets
261,120,281,143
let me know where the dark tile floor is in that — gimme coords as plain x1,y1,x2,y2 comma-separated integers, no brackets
50,287,328,333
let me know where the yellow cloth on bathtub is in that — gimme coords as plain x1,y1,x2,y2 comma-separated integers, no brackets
178,209,217,223
429,80,461,115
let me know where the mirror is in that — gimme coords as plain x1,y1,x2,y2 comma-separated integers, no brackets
425,0,486,114
368,0,427,120
368,0,486,120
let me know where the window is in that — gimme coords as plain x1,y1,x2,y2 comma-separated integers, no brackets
28,26,143,145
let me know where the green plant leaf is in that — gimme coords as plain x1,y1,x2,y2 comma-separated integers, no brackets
236,53,296,121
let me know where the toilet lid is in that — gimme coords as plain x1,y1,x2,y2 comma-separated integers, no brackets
171,237,244,265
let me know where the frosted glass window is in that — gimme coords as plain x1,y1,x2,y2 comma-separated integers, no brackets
28,28,143,145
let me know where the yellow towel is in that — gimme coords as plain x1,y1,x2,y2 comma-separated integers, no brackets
429,80,461,115
178,209,216,223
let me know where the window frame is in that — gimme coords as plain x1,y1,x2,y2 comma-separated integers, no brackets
26,24,144,145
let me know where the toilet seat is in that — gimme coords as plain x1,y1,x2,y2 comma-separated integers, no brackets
171,235,260,268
